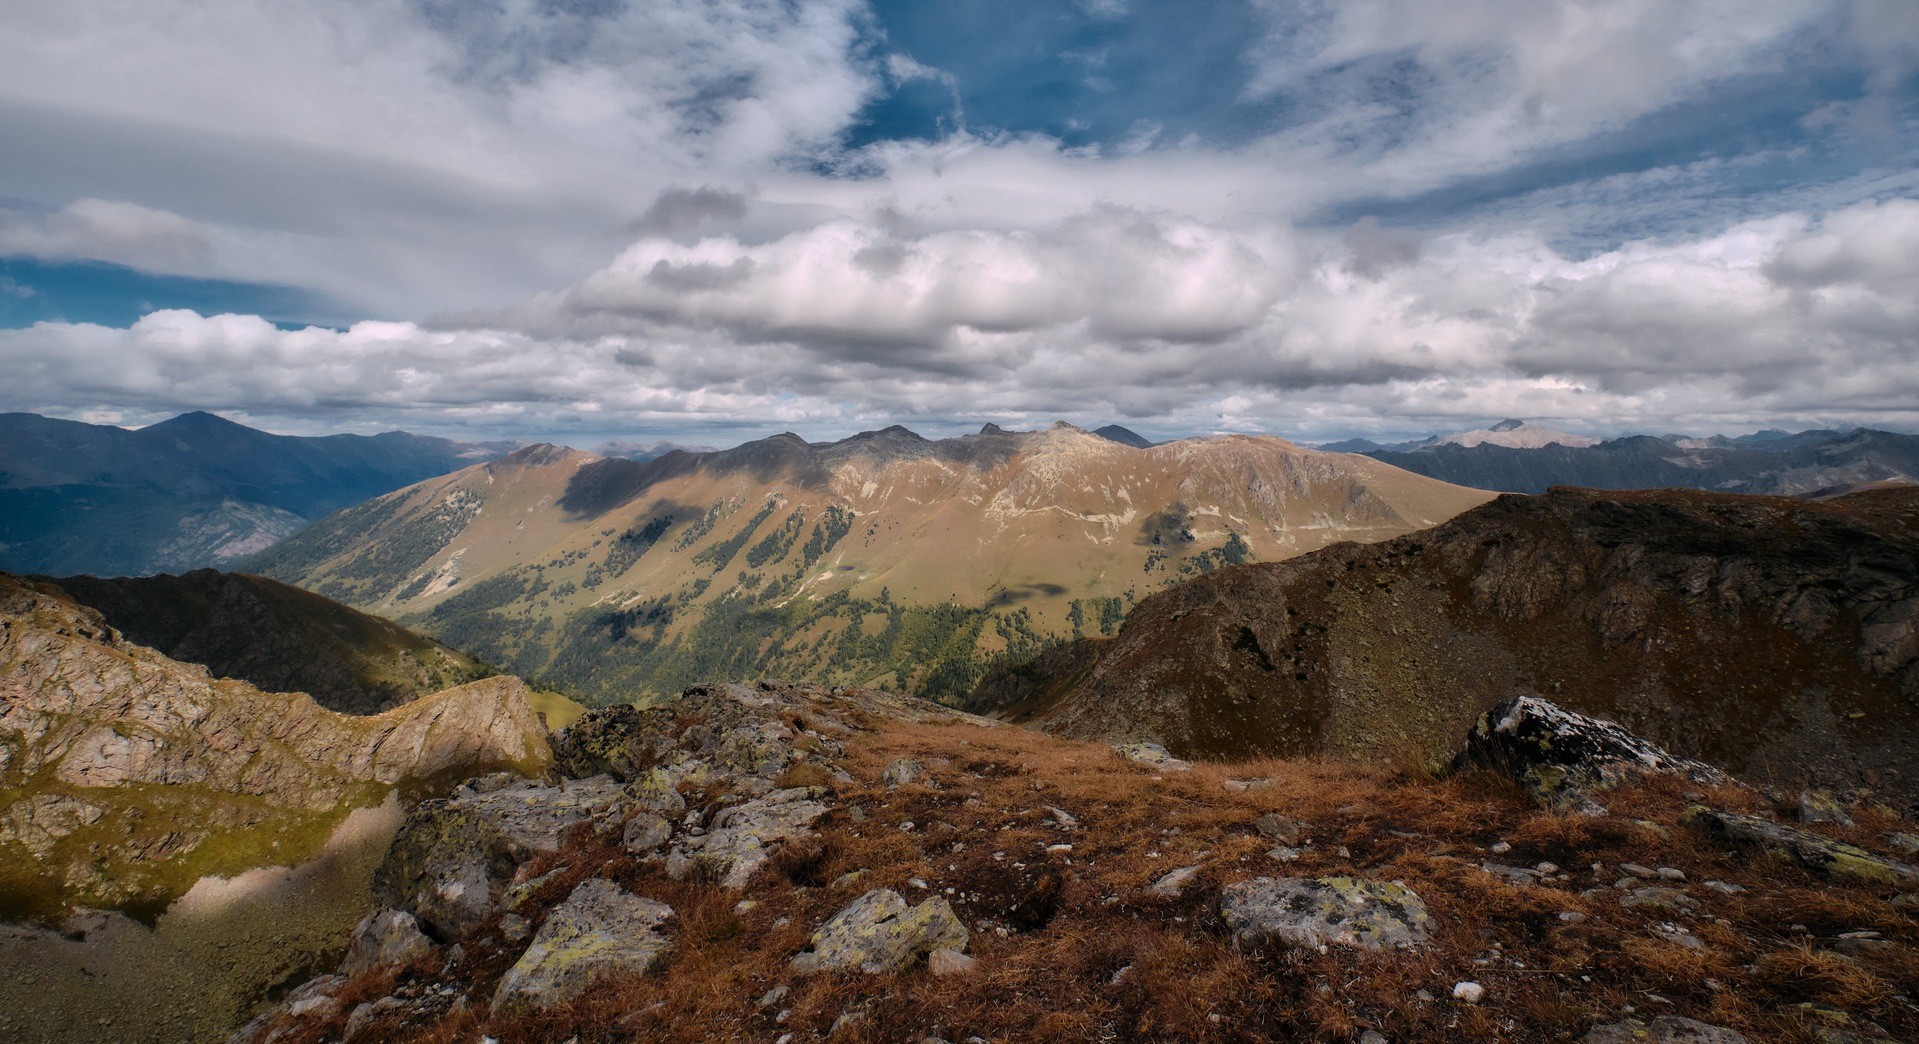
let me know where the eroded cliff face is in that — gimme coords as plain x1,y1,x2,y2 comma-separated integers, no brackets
0,574,550,915
987,487,1919,806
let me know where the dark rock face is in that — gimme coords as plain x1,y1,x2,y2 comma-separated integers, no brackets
1456,696,1734,806
549,704,680,782
1681,807,1918,884
984,486,1919,805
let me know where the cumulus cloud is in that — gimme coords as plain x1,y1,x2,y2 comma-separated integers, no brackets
7,196,1914,443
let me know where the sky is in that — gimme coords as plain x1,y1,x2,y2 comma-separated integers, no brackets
0,0,1916,446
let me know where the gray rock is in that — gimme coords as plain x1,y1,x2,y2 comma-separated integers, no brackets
1456,696,1735,807
669,787,830,888
1619,887,1697,913
622,812,673,854
1220,877,1430,951
1888,832,1919,856
927,947,977,977
1682,806,1918,884
1149,866,1201,898
1583,1015,1750,1043
791,888,968,974
342,996,413,1042
882,758,924,786
342,909,434,977
1254,813,1306,843
1798,790,1853,826
374,774,630,937
493,879,674,1013
1113,741,1192,772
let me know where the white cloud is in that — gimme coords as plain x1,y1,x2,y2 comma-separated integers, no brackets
0,199,215,270
5,197,1915,443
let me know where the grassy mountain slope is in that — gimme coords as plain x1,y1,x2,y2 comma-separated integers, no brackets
976,486,1919,805
0,411,510,576
44,569,494,714
251,424,1493,705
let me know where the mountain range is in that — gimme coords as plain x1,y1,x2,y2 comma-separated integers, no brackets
972,483,1919,805
248,422,1493,705
0,411,515,577
1321,421,1919,496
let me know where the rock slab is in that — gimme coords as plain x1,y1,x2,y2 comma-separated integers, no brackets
492,879,674,1013
1220,876,1430,951
792,888,968,974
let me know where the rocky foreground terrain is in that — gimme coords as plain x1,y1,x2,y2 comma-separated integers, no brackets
975,486,1919,808
230,681,1919,1044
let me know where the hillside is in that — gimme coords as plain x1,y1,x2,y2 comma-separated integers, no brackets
0,411,511,576
44,569,493,714
249,423,1493,705
0,572,552,918
974,486,1919,806
1356,427,1919,496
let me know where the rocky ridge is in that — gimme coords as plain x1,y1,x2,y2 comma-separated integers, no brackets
0,573,551,914
980,486,1919,806
233,684,1919,1044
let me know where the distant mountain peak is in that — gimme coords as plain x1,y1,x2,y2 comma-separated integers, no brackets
1490,418,1528,432
1091,424,1154,449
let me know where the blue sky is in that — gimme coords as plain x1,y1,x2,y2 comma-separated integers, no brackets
0,0,1915,444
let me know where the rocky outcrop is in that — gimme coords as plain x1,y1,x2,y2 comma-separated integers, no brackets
0,573,551,912
791,889,969,975
492,879,674,1013
1219,877,1431,952
667,786,831,888
1457,696,1735,807
989,486,1919,805
1682,806,1918,884
374,774,628,937
342,909,434,977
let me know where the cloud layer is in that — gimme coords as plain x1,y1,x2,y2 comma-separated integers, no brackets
0,0,1914,441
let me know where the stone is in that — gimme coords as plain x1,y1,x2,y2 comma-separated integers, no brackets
1149,866,1201,898
1888,832,1919,856
374,774,629,937
927,947,977,977
1456,696,1735,807
1113,741,1191,772
1220,877,1430,952
492,879,674,1013
1620,863,1658,879
550,705,679,782
1452,981,1484,1004
1798,790,1853,826
882,758,924,786
622,812,673,854
1583,1015,1750,1043
342,909,434,977
669,787,830,888
1682,806,1917,884
1254,813,1306,843
1620,887,1697,913
791,889,969,975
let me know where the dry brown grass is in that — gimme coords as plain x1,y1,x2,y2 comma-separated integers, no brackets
267,711,1919,1043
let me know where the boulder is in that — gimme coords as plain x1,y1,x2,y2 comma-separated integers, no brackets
1583,1015,1750,1043
342,909,434,976
668,787,830,888
927,947,977,977
1681,806,1917,884
1114,741,1192,772
622,812,673,855
1149,866,1202,898
792,888,969,974
1456,695,1734,806
492,879,674,1013
1254,813,1306,843
374,774,629,937
882,758,924,786
1220,876,1430,952
550,705,678,782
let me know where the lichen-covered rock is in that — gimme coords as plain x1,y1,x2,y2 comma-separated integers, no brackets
622,812,672,854
1583,1015,1751,1043
1456,696,1734,806
1798,790,1853,826
492,879,674,1013
342,909,434,976
374,775,628,937
550,705,679,782
1682,806,1918,884
883,758,924,786
1114,741,1192,771
792,888,968,974
1220,876,1431,951
669,786,830,888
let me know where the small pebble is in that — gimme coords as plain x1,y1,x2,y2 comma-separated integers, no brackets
1490,842,1512,854
1452,981,1485,1004
1656,867,1686,881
